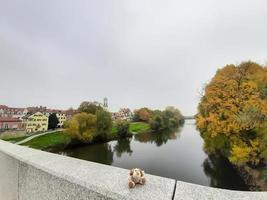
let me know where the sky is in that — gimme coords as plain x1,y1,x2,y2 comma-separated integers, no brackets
0,0,267,115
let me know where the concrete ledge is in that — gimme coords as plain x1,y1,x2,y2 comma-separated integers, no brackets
174,180,267,200
0,139,266,200
0,140,175,200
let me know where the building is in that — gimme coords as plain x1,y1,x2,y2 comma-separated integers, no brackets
56,112,67,128
64,108,78,120
45,109,67,128
0,105,28,119
0,117,22,130
112,108,133,121
103,97,108,110
11,108,28,119
22,112,48,133
27,106,47,114
0,105,8,117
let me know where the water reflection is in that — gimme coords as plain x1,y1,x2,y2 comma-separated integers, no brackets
63,143,114,165
113,138,133,157
57,120,250,191
203,155,248,190
134,128,181,146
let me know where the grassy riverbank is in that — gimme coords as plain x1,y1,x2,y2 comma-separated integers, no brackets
22,131,71,151
1,135,29,143
21,122,150,151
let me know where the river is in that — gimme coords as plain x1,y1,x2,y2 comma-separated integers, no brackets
58,119,249,191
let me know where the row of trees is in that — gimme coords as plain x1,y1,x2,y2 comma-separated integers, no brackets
65,102,112,143
196,61,267,167
133,106,184,132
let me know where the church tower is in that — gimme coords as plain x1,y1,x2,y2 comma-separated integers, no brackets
103,97,108,110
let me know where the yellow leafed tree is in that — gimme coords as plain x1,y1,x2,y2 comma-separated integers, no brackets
196,61,267,166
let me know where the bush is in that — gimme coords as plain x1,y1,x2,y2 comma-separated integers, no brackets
116,120,130,138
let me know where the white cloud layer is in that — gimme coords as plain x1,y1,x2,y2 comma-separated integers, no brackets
0,0,266,115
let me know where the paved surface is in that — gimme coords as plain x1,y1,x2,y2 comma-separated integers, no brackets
16,129,64,145
174,180,267,200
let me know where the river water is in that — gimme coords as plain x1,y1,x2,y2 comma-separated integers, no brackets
58,119,249,190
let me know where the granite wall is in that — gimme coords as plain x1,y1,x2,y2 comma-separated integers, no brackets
0,140,266,200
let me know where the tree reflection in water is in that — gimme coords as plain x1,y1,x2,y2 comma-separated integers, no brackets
113,138,133,157
203,154,249,190
63,143,114,165
134,127,182,147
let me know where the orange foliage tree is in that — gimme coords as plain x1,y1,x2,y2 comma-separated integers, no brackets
133,108,151,122
196,61,267,166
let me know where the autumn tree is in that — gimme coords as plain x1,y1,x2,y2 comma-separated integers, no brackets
65,113,97,143
78,101,103,115
133,108,151,122
196,61,267,166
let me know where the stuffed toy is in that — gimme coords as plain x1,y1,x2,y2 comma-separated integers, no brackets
128,168,146,188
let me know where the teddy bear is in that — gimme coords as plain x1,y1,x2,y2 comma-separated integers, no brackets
128,168,146,188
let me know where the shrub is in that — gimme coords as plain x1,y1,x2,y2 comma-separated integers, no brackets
116,120,130,138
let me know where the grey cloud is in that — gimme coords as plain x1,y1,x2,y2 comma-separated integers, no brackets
0,0,266,115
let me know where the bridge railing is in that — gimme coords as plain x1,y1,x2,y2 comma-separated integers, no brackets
0,140,266,200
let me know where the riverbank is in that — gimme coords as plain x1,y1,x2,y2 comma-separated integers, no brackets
21,122,150,151
237,165,267,191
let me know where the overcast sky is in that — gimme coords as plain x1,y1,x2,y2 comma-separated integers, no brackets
0,0,266,115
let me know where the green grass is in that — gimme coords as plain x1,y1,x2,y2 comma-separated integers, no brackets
1,135,29,143
22,131,71,150
21,122,150,151
129,122,150,134
111,122,150,135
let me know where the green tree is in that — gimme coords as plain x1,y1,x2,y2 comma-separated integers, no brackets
96,109,112,140
116,120,130,138
149,107,184,132
149,114,164,132
78,101,103,115
48,113,59,130
65,113,97,143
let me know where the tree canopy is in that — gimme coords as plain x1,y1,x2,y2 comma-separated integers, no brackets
96,109,112,140
149,107,184,132
78,101,103,115
133,108,151,122
65,112,97,143
196,61,267,166
48,113,59,130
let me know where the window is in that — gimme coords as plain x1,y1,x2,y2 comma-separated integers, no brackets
4,123,8,129
12,124,18,129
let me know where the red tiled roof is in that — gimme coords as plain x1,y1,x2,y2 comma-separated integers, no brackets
0,105,8,109
0,117,22,122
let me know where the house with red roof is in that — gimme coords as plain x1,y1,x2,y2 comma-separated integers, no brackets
0,117,22,130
